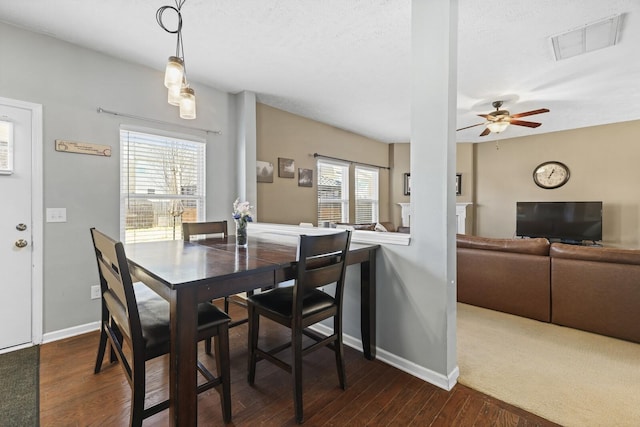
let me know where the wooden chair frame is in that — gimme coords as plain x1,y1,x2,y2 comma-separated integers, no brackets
91,228,231,426
247,231,351,424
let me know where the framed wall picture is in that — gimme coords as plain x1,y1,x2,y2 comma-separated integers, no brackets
456,173,462,195
298,168,313,187
278,157,295,178
404,173,411,196
256,160,274,183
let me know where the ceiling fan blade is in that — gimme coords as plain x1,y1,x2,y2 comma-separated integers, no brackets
509,119,542,128
479,127,491,137
477,114,491,119
456,122,485,131
511,108,549,119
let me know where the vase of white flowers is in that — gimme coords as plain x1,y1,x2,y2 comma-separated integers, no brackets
232,198,253,247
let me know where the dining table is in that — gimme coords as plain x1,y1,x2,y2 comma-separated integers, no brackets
125,232,380,426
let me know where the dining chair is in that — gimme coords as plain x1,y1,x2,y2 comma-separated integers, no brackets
183,220,253,328
91,228,231,426
247,230,352,424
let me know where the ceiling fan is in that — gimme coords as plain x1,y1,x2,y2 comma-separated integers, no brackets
457,101,550,137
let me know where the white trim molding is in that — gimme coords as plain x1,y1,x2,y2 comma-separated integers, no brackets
42,321,100,344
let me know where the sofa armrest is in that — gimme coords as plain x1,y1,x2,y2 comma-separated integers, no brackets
551,256,640,343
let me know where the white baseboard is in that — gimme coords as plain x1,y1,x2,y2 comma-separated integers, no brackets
42,321,100,344
42,320,459,391
0,342,34,355
311,324,459,391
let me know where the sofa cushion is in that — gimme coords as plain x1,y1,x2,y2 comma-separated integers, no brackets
376,222,397,232
335,222,376,231
457,247,551,322
456,234,550,256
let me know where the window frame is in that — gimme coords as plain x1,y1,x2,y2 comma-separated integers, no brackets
119,127,206,243
316,158,350,225
354,165,379,224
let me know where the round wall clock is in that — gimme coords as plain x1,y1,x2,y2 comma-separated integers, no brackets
533,161,570,189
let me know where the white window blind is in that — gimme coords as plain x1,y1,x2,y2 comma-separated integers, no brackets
317,159,349,225
355,166,379,223
120,129,206,243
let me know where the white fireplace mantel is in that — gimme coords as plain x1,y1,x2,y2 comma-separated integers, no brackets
398,202,470,233
456,203,471,234
397,203,411,227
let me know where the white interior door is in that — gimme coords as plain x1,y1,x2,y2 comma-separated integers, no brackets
0,103,34,350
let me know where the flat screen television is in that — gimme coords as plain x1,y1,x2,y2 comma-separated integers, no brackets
516,201,603,243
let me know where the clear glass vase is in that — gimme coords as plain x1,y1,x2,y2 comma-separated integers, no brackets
235,220,248,247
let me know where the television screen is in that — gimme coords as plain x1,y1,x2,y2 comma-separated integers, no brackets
516,201,603,242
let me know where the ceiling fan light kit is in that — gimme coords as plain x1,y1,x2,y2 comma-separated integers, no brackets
486,121,510,133
457,100,549,137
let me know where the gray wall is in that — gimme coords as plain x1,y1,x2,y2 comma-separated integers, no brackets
0,22,239,333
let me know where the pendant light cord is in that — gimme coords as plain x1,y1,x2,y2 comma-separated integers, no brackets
156,1,187,74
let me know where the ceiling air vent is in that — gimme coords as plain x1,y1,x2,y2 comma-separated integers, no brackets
551,14,623,61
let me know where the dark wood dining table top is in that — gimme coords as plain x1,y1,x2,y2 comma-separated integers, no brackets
125,233,378,293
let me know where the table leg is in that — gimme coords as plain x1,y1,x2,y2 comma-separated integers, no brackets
169,289,198,426
360,250,376,360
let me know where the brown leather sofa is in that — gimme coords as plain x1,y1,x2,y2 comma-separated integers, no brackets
457,234,640,343
456,234,552,322
550,243,640,343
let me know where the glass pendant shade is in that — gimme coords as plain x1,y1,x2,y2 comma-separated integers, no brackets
164,56,184,89
168,77,186,106
486,121,510,133
179,87,196,119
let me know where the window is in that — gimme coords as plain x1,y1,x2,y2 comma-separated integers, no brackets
317,159,349,225
120,129,205,243
0,121,14,174
355,166,379,223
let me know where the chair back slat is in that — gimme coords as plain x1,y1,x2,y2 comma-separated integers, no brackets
299,232,348,259
299,263,345,293
103,289,131,338
294,231,351,307
97,257,127,313
183,221,228,241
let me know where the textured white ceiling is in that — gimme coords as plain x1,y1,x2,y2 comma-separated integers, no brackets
0,0,638,143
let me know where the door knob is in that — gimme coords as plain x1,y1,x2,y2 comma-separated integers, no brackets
16,223,27,231
15,239,28,248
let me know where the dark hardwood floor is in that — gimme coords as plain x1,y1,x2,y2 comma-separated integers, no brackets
40,303,559,426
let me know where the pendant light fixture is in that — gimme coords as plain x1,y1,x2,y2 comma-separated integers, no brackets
179,87,197,119
157,0,196,119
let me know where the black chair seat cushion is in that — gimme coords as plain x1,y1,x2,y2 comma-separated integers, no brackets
134,283,230,356
248,287,336,319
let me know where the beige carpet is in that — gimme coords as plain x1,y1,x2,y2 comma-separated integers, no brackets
457,303,640,427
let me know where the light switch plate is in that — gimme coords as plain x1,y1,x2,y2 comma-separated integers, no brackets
46,208,67,223
90,285,101,300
